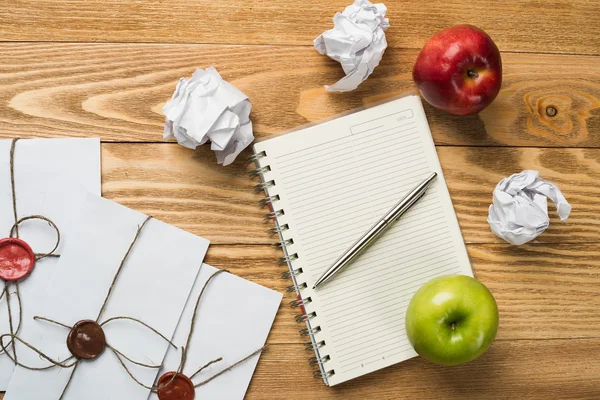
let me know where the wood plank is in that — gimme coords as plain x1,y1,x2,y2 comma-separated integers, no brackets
2,339,599,399
206,243,600,343
101,143,600,245
245,339,600,399
1,44,599,147
3,242,600,397
0,1,598,55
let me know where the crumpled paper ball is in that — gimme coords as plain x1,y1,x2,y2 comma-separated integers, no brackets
487,170,571,245
163,67,254,166
314,0,390,92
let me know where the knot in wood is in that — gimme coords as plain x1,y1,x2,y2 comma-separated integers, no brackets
546,106,558,117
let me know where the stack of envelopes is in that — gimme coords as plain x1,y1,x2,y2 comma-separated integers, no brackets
0,138,281,400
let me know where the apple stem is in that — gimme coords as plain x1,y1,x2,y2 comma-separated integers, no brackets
467,69,479,79
451,322,455,331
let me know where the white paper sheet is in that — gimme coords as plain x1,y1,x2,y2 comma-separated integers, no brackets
0,138,101,389
488,170,571,245
4,193,210,400
314,0,390,92
149,264,281,400
163,67,254,166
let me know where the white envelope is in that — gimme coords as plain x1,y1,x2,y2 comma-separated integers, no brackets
149,264,282,400
4,193,210,400
0,138,101,389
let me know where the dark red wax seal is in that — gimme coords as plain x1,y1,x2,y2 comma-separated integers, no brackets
67,320,106,360
157,371,195,400
0,237,36,281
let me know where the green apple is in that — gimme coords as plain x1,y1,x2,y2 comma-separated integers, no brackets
405,274,499,366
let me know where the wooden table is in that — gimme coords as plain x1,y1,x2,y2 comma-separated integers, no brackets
1,1,599,398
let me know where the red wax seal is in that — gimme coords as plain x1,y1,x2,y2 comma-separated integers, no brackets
157,371,195,400
67,320,106,360
0,238,36,281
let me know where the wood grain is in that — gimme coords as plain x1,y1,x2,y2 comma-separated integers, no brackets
0,1,598,55
0,44,599,147
1,339,600,400
101,143,600,245
245,339,600,399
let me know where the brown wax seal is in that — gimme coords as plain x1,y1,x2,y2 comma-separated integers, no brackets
157,371,195,400
67,320,106,360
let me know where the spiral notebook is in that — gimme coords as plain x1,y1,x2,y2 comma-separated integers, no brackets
251,95,473,386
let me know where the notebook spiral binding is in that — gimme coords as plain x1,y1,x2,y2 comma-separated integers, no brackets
249,151,335,382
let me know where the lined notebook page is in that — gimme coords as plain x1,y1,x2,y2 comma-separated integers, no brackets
254,95,472,386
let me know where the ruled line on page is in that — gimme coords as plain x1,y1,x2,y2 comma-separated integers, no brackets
279,129,423,182
325,261,459,331
307,206,448,268
287,168,434,231
281,139,424,192
274,120,418,164
300,203,442,257
295,192,438,248
276,127,421,182
281,140,425,195
332,265,461,361
320,252,458,314
301,198,444,269
285,158,429,213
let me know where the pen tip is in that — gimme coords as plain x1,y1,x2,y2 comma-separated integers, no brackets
312,285,317,290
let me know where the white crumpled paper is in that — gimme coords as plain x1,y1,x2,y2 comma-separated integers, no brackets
488,170,571,245
163,67,254,166
314,0,390,92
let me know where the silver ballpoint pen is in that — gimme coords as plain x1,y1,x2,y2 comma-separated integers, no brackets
312,172,438,289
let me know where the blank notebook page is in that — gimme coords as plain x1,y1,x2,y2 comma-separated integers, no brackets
254,95,473,386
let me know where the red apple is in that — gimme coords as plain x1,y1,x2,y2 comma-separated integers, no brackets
413,24,502,115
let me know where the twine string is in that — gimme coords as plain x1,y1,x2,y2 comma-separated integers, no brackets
0,285,9,357
0,334,77,370
2,216,175,399
101,316,177,348
0,282,24,359
2,139,61,365
4,281,18,363
33,316,72,329
0,284,8,356
152,348,187,392
14,281,23,336
151,268,267,393
4,148,181,396
3,161,264,395
9,215,61,261
188,356,223,380
107,344,162,369
58,362,80,400
95,217,152,323
182,269,227,362
9,139,19,239
0,284,10,356
7,138,61,258
4,139,21,363
193,346,265,388
32,317,166,370
33,216,169,398
109,346,158,390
